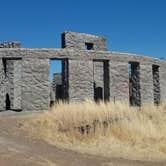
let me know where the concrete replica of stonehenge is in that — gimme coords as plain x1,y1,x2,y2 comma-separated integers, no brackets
0,31,165,111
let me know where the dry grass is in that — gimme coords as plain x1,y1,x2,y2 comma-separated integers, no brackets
23,100,166,161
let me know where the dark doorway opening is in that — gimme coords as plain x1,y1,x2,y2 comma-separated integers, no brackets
128,62,141,106
94,84,103,102
56,85,63,100
152,65,160,105
5,93,11,110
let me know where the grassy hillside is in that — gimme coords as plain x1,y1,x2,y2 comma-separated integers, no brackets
23,101,166,161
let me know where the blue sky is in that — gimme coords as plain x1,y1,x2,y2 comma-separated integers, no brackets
0,0,166,79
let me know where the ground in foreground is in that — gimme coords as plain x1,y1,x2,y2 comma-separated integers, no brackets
0,111,165,166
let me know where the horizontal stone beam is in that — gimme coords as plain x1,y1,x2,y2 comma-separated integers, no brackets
0,48,165,66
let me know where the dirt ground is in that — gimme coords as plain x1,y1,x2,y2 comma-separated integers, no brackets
0,111,166,166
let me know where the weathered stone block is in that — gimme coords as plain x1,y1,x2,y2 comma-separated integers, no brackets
159,64,166,103
13,60,22,110
140,63,153,104
68,59,94,101
22,58,50,111
0,58,5,110
109,61,129,102
62,31,107,51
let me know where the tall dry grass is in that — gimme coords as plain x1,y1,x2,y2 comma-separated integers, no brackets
23,100,166,161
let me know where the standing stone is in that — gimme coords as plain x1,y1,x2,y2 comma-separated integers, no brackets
13,60,22,110
140,63,153,104
109,60,129,102
22,58,50,111
159,64,166,103
0,58,5,110
68,59,94,101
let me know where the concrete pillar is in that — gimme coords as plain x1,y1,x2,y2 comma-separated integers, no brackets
13,60,22,110
109,60,129,102
159,64,166,103
0,58,5,110
22,58,50,111
140,63,154,105
68,59,94,101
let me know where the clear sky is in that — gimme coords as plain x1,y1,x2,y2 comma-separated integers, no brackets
0,0,166,79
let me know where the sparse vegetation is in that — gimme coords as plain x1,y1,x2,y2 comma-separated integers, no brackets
23,100,166,161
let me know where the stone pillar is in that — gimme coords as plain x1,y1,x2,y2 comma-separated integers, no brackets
159,64,166,103
62,59,69,100
13,60,22,110
0,58,5,110
109,60,129,102
68,59,94,101
22,58,50,111
140,63,153,105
